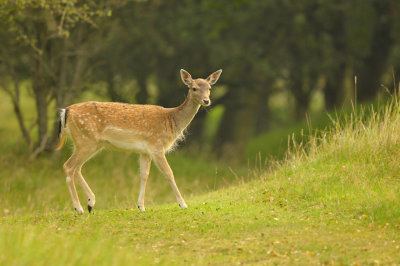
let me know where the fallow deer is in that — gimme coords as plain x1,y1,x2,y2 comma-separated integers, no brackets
56,69,222,214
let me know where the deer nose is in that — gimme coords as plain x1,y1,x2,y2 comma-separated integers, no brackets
203,99,210,105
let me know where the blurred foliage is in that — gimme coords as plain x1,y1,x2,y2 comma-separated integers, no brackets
0,0,114,153
0,0,399,160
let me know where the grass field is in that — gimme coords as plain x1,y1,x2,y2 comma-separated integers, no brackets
1,90,400,264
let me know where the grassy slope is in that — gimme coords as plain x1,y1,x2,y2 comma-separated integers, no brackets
1,91,400,264
246,98,382,161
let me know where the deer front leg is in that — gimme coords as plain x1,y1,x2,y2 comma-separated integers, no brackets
152,152,188,209
137,154,152,212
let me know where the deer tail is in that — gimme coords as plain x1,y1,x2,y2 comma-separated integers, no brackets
55,108,68,151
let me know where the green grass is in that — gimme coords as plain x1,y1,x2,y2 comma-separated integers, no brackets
1,88,400,264
246,96,388,161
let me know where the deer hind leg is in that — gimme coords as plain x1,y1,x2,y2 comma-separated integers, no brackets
63,146,98,214
151,152,187,209
137,154,152,212
75,165,96,213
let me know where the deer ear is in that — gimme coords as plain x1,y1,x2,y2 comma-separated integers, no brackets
206,69,222,85
180,69,193,86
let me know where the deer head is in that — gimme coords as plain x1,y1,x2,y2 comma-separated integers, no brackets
180,69,223,107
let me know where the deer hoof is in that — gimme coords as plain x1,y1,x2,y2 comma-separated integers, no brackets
74,207,84,215
179,202,188,209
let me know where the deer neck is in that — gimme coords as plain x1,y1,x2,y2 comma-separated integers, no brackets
172,93,200,134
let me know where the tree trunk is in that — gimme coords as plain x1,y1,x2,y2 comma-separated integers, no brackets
324,61,346,110
105,67,123,102
356,1,397,102
33,84,49,148
214,86,259,161
1,61,33,148
290,76,311,121
136,76,149,104
47,38,68,149
294,96,310,121
254,89,271,134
